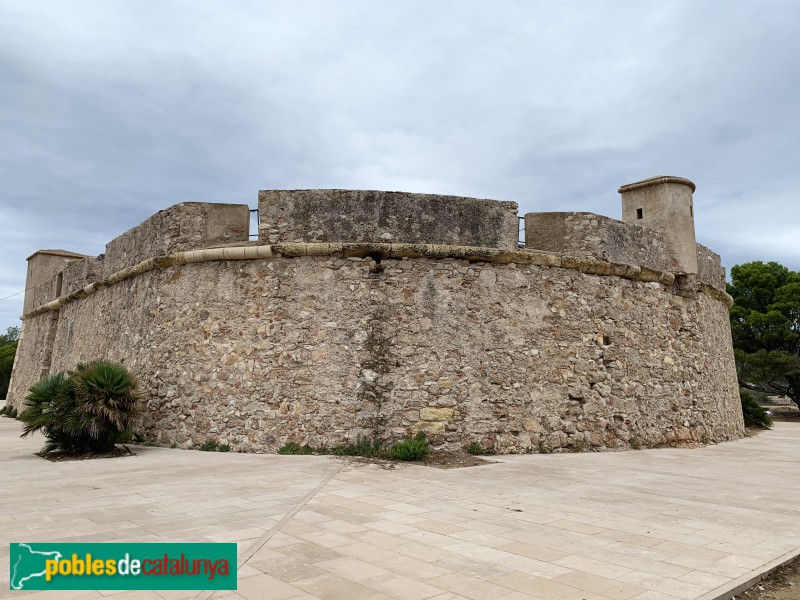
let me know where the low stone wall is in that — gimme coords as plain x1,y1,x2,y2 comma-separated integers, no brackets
697,243,726,291
63,256,104,295
524,212,671,272
259,190,519,248
10,253,744,453
103,202,250,275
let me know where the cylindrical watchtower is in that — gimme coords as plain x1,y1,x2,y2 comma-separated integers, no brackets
619,176,698,274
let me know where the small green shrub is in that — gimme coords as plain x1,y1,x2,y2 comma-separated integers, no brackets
466,441,484,455
274,433,430,462
20,361,140,454
741,390,773,429
331,436,383,457
628,436,642,449
278,442,314,455
276,431,430,460
389,432,429,461
537,441,553,454
0,404,18,418
199,440,231,452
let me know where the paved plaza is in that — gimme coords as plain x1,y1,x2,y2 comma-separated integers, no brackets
1,416,799,600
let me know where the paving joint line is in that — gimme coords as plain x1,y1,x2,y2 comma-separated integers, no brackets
195,458,344,600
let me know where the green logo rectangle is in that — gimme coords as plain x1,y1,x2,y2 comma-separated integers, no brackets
10,542,237,590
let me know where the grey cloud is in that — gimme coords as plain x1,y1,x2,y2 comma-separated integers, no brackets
1,0,799,327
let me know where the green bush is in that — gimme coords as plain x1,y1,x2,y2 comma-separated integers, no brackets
741,390,773,429
277,442,314,455
331,436,383,457
275,434,430,462
199,440,231,452
0,404,19,418
20,361,140,454
388,432,429,461
466,441,484,455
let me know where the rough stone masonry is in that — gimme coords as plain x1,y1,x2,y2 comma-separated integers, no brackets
7,177,745,453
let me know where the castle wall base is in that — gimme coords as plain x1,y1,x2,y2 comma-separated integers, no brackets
10,253,744,454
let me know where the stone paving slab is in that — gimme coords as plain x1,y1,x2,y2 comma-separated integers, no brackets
1,416,799,600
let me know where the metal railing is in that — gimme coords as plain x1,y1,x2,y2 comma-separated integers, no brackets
249,208,259,239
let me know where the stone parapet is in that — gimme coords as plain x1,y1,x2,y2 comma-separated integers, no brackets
697,243,726,291
103,202,250,275
258,189,519,248
29,279,57,313
63,256,104,295
524,212,671,273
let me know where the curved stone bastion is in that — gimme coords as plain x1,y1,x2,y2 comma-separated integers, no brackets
7,177,745,453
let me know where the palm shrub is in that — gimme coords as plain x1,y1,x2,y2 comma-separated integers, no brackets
20,372,85,453
20,361,140,453
71,361,139,446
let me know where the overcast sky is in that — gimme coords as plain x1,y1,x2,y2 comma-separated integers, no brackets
1,1,799,329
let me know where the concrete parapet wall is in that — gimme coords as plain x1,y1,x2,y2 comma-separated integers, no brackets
258,189,519,248
103,202,250,275
524,212,671,272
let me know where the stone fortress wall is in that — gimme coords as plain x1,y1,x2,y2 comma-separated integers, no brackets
7,176,745,453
